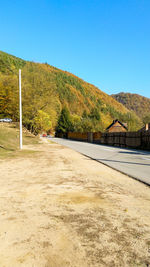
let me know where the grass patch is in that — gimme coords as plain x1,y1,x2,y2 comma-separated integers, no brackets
0,123,40,159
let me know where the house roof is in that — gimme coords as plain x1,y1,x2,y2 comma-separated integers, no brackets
106,119,128,131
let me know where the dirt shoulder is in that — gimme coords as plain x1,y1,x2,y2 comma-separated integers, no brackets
0,139,150,267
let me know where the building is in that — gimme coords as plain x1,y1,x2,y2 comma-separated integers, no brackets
106,119,128,133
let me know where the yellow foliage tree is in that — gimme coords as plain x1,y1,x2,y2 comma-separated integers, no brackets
34,110,52,134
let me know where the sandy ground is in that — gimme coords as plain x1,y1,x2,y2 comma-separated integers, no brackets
0,139,150,267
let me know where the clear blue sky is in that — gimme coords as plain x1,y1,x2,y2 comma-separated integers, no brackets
0,0,150,98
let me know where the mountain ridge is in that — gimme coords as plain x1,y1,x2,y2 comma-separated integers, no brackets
0,51,142,132
112,92,150,121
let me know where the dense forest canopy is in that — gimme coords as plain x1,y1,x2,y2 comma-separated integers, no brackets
0,51,142,133
112,92,150,125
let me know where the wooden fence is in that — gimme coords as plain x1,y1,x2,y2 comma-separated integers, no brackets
68,132,102,143
100,132,150,150
67,131,150,150
68,132,88,141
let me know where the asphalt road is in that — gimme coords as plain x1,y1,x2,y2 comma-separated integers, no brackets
49,137,150,186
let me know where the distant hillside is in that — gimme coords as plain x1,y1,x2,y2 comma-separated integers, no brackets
0,51,142,132
112,92,150,122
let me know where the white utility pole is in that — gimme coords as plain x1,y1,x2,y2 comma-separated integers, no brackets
19,69,23,149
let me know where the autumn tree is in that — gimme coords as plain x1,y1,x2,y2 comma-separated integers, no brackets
70,114,82,132
143,114,150,124
34,110,52,134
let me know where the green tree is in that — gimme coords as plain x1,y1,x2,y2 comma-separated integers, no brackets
55,107,72,135
89,108,101,121
82,110,88,118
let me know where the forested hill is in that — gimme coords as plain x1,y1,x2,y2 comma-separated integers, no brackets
0,51,142,133
112,92,150,124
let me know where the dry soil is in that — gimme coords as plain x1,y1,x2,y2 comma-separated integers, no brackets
0,139,150,267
